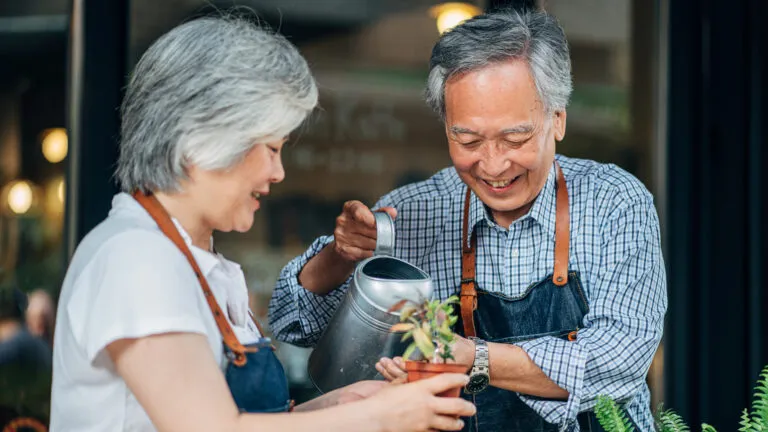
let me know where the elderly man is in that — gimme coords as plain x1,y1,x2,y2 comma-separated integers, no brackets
269,8,666,431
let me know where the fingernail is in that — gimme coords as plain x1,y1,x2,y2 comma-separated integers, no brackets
458,420,464,428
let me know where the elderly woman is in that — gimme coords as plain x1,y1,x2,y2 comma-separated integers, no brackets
49,16,474,432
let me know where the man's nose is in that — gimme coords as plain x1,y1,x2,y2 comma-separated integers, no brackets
478,143,512,177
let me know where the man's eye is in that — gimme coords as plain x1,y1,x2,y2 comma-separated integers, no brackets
269,146,280,154
459,140,481,146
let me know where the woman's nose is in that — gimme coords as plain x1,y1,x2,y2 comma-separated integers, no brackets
271,157,286,183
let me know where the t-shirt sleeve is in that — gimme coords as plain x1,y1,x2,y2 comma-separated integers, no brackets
67,229,208,366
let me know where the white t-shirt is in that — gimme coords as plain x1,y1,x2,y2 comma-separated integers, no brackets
50,193,261,432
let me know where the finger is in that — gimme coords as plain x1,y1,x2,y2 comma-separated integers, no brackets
375,362,398,382
391,375,408,385
337,233,377,251
380,358,407,379
393,356,405,369
375,206,398,220
347,201,376,228
430,397,476,417
417,373,470,394
336,244,374,262
429,415,466,431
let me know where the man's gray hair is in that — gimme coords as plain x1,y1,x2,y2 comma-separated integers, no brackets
117,15,318,193
425,8,572,119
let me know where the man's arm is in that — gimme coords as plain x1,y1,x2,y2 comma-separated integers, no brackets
496,197,666,425
386,196,664,426
268,235,349,347
268,200,397,346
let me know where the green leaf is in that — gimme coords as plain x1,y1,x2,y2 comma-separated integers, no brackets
738,408,753,432
595,396,635,432
390,323,415,332
701,424,717,432
402,343,417,361
400,330,414,342
412,328,435,361
399,305,418,321
656,407,689,432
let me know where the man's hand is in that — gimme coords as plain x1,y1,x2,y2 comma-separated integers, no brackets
332,200,397,263
298,201,397,295
376,337,475,382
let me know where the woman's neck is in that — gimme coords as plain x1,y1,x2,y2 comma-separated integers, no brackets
153,191,213,251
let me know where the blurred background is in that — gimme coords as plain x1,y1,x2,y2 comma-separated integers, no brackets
0,0,765,430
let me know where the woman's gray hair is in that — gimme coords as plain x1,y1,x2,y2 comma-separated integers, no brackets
117,15,318,193
425,8,572,120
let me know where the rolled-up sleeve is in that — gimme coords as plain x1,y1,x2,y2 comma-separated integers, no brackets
516,197,667,429
268,235,352,347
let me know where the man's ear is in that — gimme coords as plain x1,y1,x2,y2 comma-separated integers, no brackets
553,110,567,142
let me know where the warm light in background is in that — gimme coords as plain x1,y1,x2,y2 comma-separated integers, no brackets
42,128,68,163
7,180,34,214
44,176,66,216
57,178,65,203
429,2,482,34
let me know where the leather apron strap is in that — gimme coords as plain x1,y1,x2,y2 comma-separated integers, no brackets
460,161,570,338
132,190,258,366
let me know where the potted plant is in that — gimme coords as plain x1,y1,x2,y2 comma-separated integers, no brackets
388,295,470,397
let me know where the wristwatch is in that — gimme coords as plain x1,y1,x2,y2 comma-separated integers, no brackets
465,337,490,394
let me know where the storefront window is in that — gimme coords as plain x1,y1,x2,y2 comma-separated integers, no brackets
0,2,68,428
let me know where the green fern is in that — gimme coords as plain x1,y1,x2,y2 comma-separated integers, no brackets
701,423,717,432
595,395,635,432
752,365,768,426
655,406,690,432
740,408,754,432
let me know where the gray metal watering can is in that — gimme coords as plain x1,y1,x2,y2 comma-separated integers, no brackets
307,212,433,393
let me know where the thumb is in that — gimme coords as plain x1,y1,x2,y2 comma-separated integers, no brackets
417,373,469,394
375,206,398,220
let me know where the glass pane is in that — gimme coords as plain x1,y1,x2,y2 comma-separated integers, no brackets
0,3,68,429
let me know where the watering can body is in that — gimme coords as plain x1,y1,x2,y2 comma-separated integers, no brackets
307,213,433,393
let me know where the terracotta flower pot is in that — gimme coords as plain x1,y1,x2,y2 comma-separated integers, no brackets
405,361,469,397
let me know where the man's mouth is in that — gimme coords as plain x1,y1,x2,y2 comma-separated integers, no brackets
481,175,520,191
251,192,261,200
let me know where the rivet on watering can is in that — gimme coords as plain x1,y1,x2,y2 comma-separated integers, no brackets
556,276,564,282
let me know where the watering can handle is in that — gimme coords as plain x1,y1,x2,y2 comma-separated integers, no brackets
373,211,396,257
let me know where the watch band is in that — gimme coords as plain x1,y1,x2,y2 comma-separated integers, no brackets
469,337,489,375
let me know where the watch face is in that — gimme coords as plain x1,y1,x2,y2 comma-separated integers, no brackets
465,373,490,394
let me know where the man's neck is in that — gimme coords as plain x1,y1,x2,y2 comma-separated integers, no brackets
0,320,22,342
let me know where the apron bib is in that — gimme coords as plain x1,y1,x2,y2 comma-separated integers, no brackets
455,162,610,431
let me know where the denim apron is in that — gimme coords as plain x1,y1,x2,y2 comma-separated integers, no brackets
455,163,606,432
134,191,292,414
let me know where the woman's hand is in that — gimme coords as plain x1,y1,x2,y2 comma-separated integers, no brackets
294,380,389,412
362,373,475,432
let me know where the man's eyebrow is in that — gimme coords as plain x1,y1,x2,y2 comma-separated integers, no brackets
449,126,482,135
500,124,535,134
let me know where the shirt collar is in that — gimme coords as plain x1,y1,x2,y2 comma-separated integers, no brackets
464,162,558,242
111,192,221,276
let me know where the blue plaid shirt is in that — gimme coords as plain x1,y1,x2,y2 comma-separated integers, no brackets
269,155,667,431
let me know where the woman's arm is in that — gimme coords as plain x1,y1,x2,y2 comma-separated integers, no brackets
108,332,475,432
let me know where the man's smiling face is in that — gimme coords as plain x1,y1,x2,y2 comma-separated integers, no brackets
445,59,566,228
